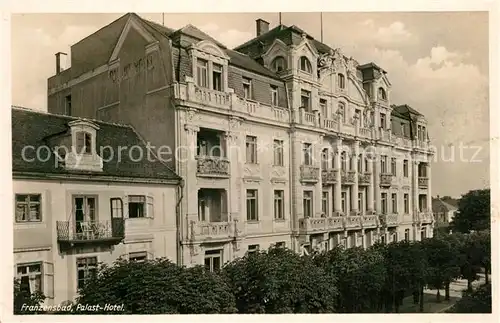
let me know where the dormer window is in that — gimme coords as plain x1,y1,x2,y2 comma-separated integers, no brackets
196,59,209,88
299,56,312,73
271,56,286,72
212,63,223,91
378,87,387,100
338,74,346,89
76,131,92,154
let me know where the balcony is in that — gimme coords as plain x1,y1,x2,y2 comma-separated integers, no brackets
322,118,338,131
379,214,398,227
194,86,230,107
341,170,356,184
298,216,344,234
358,127,372,139
344,216,362,230
196,156,230,177
190,220,234,241
419,212,434,224
322,169,338,185
418,176,429,189
358,172,371,186
362,215,378,228
300,165,319,183
380,174,393,187
56,219,125,246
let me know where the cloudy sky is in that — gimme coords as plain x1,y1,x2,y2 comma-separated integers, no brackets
10,11,490,197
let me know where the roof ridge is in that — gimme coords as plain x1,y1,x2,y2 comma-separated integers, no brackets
12,106,133,129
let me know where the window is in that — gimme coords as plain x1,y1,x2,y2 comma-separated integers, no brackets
17,263,42,294
378,87,387,100
358,192,363,213
380,235,386,244
196,59,209,88
274,190,284,220
204,249,222,272
381,193,387,214
275,242,285,248
364,157,369,173
422,127,427,141
246,136,257,163
15,194,41,222
110,198,123,218
404,194,409,213
403,160,409,177
270,85,278,106
380,155,387,173
77,257,97,290
247,244,260,254
246,189,258,221
341,191,347,213
320,99,327,116
273,140,284,166
357,154,363,173
392,193,398,213
212,63,223,91
354,109,362,124
401,123,406,136
303,191,313,218
338,73,346,89
271,56,286,72
65,95,72,116
129,251,147,263
74,196,96,228
128,196,153,218
391,158,397,176
380,113,386,129
75,131,92,154
301,90,311,111
322,191,329,216
421,229,427,240
243,77,252,99
338,103,346,123
299,56,312,73
404,229,410,241
341,152,347,171
303,143,312,165
321,148,329,170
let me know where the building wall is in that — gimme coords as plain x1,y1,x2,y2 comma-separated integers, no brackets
13,178,178,305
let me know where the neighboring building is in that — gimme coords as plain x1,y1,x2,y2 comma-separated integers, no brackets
12,107,182,304
46,13,434,268
432,195,459,229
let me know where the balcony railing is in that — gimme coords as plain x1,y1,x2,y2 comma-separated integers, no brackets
358,172,371,185
362,215,378,228
298,216,344,234
196,156,230,177
419,212,433,224
359,127,372,138
379,214,398,227
322,169,338,185
380,174,393,187
300,165,319,182
56,219,125,244
418,177,429,189
323,118,338,130
191,221,234,240
341,170,356,184
344,216,362,229
194,86,230,106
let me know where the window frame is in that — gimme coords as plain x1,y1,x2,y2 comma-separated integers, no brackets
204,249,222,272
129,251,148,263
270,85,279,106
271,56,286,72
212,63,223,91
404,193,409,214
303,190,313,218
76,256,98,290
245,135,258,164
15,194,42,223
195,58,209,88
391,193,398,214
302,143,312,166
403,160,409,177
391,158,397,176
321,191,329,216
381,193,387,214
246,189,259,221
273,190,285,220
16,262,43,294
299,56,312,73
300,89,311,111
127,195,154,219
75,131,92,154
242,77,252,99
338,73,346,89
273,139,284,166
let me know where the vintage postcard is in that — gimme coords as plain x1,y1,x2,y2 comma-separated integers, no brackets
1,0,497,321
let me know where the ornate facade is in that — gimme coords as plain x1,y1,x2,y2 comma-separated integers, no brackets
47,13,434,270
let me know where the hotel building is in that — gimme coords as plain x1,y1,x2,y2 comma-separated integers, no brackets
44,13,434,270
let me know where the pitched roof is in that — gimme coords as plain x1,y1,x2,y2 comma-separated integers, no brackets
432,198,459,212
12,107,181,182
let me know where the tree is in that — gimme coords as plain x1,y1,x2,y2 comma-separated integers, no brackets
76,258,236,314
314,245,387,313
420,235,461,302
468,230,491,284
451,189,490,233
446,283,491,313
222,246,338,313
13,278,46,315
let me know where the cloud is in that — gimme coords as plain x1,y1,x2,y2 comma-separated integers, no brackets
199,23,252,49
375,21,413,44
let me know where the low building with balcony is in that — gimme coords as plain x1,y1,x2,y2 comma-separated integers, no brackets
12,107,182,305
45,13,434,267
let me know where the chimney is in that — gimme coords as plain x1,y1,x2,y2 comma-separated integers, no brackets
256,19,269,37
55,52,68,74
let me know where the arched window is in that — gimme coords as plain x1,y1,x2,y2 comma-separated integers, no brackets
299,56,312,73
271,56,287,72
338,73,346,89
378,87,387,100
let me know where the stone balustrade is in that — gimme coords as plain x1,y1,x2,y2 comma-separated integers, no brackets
322,169,338,185
379,174,393,187
300,165,320,182
196,156,230,177
358,172,371,185
418,177,429,189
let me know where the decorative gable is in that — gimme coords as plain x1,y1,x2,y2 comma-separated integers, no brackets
64,120,103,172
261,39,290,70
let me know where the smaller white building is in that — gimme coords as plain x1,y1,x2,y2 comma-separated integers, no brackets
12,107,182,305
